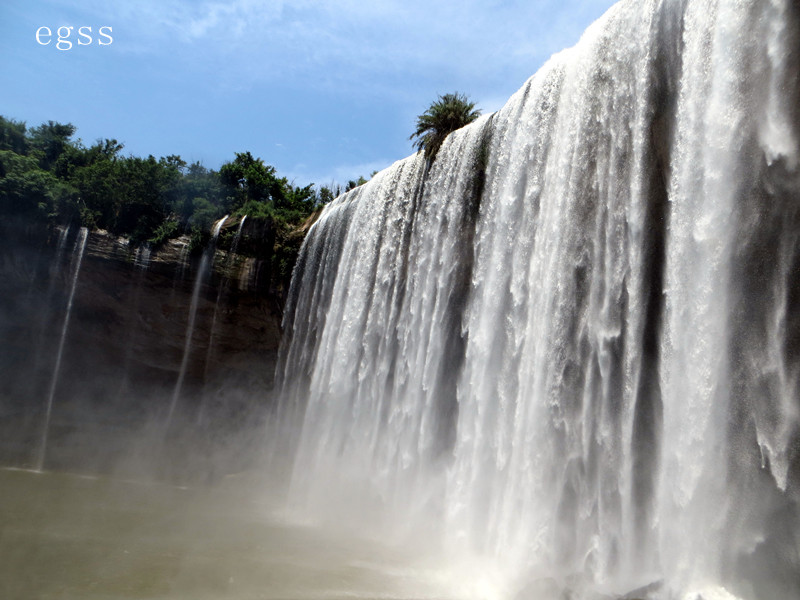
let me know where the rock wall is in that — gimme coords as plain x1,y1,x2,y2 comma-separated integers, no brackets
0,217,284,479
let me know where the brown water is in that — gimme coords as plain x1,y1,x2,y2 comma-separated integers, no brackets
0,468,464,600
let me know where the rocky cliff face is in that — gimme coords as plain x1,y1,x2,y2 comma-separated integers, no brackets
0,217,284,480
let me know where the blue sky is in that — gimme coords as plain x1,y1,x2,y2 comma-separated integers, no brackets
1,0,616,187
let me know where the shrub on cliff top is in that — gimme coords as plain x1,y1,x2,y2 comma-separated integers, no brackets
410,92,481,162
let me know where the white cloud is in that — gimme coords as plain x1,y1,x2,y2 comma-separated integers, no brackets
28,0,617,185
62,0,616,93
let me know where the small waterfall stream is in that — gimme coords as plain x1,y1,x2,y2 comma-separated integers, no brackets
36,227,88,472
197,215,248,425
203,215,247,381
165,216,228,431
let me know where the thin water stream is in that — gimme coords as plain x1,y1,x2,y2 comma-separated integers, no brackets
165,216,228,430
36,227,88,472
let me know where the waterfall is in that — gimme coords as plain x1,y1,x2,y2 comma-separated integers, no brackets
197,215,248,424
276,0,800,598
176,239,191,282
165,215,228,430
133,243,152,270
36,227,88,472
203,215,247,381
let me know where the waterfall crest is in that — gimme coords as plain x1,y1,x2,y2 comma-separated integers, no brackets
276,0,800,597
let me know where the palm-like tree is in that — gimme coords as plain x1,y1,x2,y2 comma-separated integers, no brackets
410,92,481,161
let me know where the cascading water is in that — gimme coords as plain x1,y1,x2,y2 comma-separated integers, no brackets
133,243,152,270
36,227,88,472
276,0,800,598
165,215,228,430
203,215,247,380
197,215,247,424
175,239,191,285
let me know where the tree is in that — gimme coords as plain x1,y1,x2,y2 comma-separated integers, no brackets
0,150,75,219
176,162,226,228
28,121,77,171
114,155,178,240
410,92,481,161
0,117,28,154
316,185,337,205
68,139,124,229
220,152,284,211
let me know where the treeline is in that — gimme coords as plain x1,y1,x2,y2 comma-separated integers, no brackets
0,116,351,253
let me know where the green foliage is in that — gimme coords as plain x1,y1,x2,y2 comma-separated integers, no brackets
274,232,305,284
148,218,180,247
114,155,177,242
316,185,337,205
346,175,369,192
410,92,481,161
220,152,281,210
185,197,221,231
188,225,210,254
69,143,122,229
28,121,77,171
0,114,329,294
0,150,73,220
0,117,28,154
219,151,316,217
235,199,273,220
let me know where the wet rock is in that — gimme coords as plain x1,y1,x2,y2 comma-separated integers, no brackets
0,220,284,477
